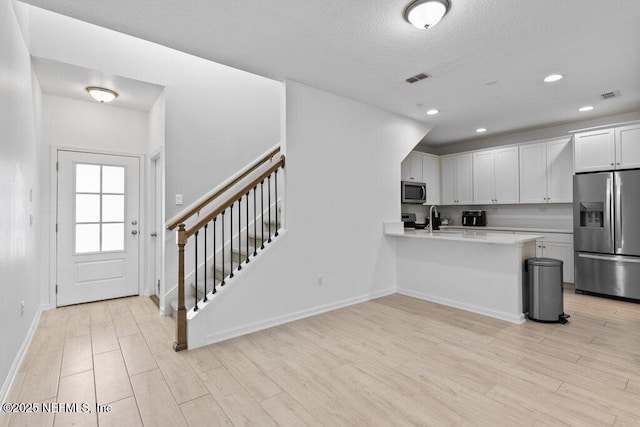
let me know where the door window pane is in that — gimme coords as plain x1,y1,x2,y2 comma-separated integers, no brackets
76,164,101,193
74,163,128,254
76,224,100,253
102,166,125,194
76,194,101,223
102,223,125,251
102,195,124,222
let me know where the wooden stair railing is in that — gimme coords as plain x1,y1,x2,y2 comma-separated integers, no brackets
172,150,285,351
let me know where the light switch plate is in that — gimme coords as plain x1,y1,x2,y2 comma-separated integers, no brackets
175,194,183,205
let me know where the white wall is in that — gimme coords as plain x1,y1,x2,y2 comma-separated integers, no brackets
42,94,149,154
26,5,282,220
189,81,430,347
147,91,165,154
0,0,46,402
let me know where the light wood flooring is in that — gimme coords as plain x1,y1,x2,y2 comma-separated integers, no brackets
2,289,640,426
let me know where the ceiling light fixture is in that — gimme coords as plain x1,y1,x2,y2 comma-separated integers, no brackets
86,87,118,103
476,128,487,133
543,74,564,83
426,109,440,115
404,0,450,30
578,106,594,112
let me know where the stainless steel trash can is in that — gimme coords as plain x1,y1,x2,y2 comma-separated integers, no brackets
524,258,569,324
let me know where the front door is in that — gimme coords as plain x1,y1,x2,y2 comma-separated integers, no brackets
57,150,140,306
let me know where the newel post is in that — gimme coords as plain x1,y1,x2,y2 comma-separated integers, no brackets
174,224,188,351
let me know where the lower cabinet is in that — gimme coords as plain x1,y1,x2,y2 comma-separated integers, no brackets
535,238,574,284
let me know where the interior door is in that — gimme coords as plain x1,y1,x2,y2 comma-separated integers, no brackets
57,150,140,306
152,157,162,297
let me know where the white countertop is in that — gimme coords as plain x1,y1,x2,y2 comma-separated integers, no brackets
384,223,543,246
441,225,573,234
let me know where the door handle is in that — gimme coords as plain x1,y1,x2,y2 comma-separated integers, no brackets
131,230,138,235
150,232,158,237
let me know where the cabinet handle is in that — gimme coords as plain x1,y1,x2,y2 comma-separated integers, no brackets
610,163,615,166
617,163,621,165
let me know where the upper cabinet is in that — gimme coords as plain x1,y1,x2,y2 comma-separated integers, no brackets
401,152,423,182
473,147,519,204
520,137,572,204
422,154,441,205
401,151,440,204
441,153,473,205
574,129,615,172
615,123,640,170
574,123,640,172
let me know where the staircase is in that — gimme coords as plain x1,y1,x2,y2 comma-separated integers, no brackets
169,216,281,314
166,146,285,351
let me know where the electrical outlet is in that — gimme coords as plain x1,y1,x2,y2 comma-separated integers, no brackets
317,275,323,286
20,301,25,317
175,194,183,206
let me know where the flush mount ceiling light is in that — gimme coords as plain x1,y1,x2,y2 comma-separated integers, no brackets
578,106,594,112
476,128,487,133
543,74,564,83
426,109,440,115
404,0,450,30
86,87,118,103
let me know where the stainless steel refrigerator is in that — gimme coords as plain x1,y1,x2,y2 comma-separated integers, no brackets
574,170,640,300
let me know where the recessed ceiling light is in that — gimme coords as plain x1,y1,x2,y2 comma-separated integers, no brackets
404,0,450,30
476,128,487,133
543,74,564,83
578,106,594,112
86,87,118,103
426,109,439,115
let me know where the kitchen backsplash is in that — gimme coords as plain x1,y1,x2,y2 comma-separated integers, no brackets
402,203,573,230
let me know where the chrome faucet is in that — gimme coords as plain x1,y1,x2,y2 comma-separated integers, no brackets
429,205,438,234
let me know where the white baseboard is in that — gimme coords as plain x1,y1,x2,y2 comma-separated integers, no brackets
397,288,525,324
197,287,396,348
1,304,48,404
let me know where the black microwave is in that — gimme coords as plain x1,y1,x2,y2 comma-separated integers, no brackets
401,181,426,204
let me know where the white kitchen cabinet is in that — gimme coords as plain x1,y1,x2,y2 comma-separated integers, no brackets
520,137,572,204
574,129,615,172
422,154,441,205
473,147,519,204
441,153,473,205
546,137,573,203
535,240,574,284
401,152,423,182
472,150,494,204
573,123,640,172
615,123,640,169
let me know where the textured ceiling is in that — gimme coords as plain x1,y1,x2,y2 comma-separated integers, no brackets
19,0,640,145
32,57,164,111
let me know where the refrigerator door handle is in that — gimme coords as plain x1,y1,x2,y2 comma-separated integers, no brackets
578,253,640,264
607,177,615,251
615,176,623,253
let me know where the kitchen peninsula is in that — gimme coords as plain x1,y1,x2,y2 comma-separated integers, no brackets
385,223,543,324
